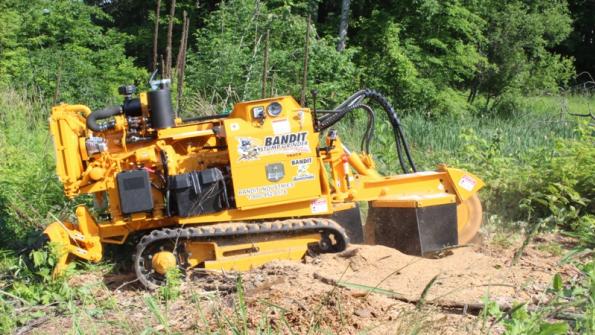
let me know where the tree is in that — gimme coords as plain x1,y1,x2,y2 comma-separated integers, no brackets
337,0,350,52
555,0,595,79
0,0,146,107
348,0,487,116
471,0,574,110
185,0,357,110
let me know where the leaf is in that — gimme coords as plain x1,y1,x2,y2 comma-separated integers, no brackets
552,273,563,292
538,322,569,335
416,274,439,310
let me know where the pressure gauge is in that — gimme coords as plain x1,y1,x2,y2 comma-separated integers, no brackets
267,102,282,117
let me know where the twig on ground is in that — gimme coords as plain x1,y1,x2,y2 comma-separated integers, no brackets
569,112,595,120
15,316,50,335
337,247,360,258
0,289,31,306
15,302,58,313
115,278,140,291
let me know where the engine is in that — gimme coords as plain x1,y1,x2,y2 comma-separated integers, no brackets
50,81,323,229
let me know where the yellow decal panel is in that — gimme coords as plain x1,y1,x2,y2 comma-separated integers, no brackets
224,104,321,209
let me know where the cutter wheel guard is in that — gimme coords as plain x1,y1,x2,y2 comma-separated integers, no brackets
39,78,484,288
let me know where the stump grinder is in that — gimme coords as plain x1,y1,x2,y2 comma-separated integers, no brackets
44,80,484,289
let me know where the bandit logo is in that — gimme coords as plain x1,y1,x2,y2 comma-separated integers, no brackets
292,157,314,181
237,138,259,161
291,157,312,166
238,182,295,200
237,132,310,161
262,132,309,154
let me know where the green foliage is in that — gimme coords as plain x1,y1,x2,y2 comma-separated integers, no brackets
0,89,74,246
0,0,591,332
472,0,574,106
347,0,575,116
0,0,145,107
157,268,183,302
459,121,593,230
557,0,595,76
353,0,487,116
482,259,594,334
0,0,579,116
185,0,358,112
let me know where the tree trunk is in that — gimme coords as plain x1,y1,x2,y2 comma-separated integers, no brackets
337,0,350,52
261,30,269,99
152,0,161,72
165,0,176,78
300,16,311,106
176,11,189,116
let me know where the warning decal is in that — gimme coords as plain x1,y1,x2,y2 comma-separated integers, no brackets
458,175,477,192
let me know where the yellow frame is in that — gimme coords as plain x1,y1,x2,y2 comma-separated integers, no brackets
45,95,484,274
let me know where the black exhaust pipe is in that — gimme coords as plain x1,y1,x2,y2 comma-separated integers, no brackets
148,88,175,129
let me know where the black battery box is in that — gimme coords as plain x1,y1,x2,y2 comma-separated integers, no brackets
168,168,229,217
116,169,154,215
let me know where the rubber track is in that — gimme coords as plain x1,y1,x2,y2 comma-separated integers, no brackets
133,218,349,289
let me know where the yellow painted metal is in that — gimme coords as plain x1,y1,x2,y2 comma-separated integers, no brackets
184,242,217,268
157,122,216,139
202,234,320,271
49,104,89,196
372,193,456,208
152,251,177,274
224,97,323,210
438,164,485,202
183,234,320,271
43,206,103,276
347,152,382,179
45,93,485,275
456,194,483,244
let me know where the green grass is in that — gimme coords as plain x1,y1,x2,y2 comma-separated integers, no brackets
0,88,593,334
337,94,590,173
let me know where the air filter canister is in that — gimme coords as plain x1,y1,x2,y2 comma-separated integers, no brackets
148,88,175,129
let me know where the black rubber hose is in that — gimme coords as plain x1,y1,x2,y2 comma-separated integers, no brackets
317,90,417,173
361,89,417,172
356,104,375,153
86,105,122,132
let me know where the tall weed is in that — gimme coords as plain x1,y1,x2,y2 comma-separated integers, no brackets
0,89,70,245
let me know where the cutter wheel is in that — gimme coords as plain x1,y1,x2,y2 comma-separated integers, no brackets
456,194,483,244
133,218,349,289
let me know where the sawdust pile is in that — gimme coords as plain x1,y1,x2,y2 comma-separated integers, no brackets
31,236,578,334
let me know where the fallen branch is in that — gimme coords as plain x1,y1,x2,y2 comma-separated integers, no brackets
568,112,595,120
0,289,31,306
114,278,140,291
15,316,49,335
312,273,579,320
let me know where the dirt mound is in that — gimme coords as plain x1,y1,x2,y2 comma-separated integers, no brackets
30,237,577,334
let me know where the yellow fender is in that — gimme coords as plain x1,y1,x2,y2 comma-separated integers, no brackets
439,164,485,202
43,206,103,276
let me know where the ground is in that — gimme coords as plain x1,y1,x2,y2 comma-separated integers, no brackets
22,233,578,335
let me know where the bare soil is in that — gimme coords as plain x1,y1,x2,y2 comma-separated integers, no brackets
28,233,578,334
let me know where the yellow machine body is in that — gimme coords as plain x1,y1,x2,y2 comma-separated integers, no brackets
45,89,484,285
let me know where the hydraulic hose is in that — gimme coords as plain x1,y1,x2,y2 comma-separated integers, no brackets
363,89,417,173
86,105,122,132
317,90,417,173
